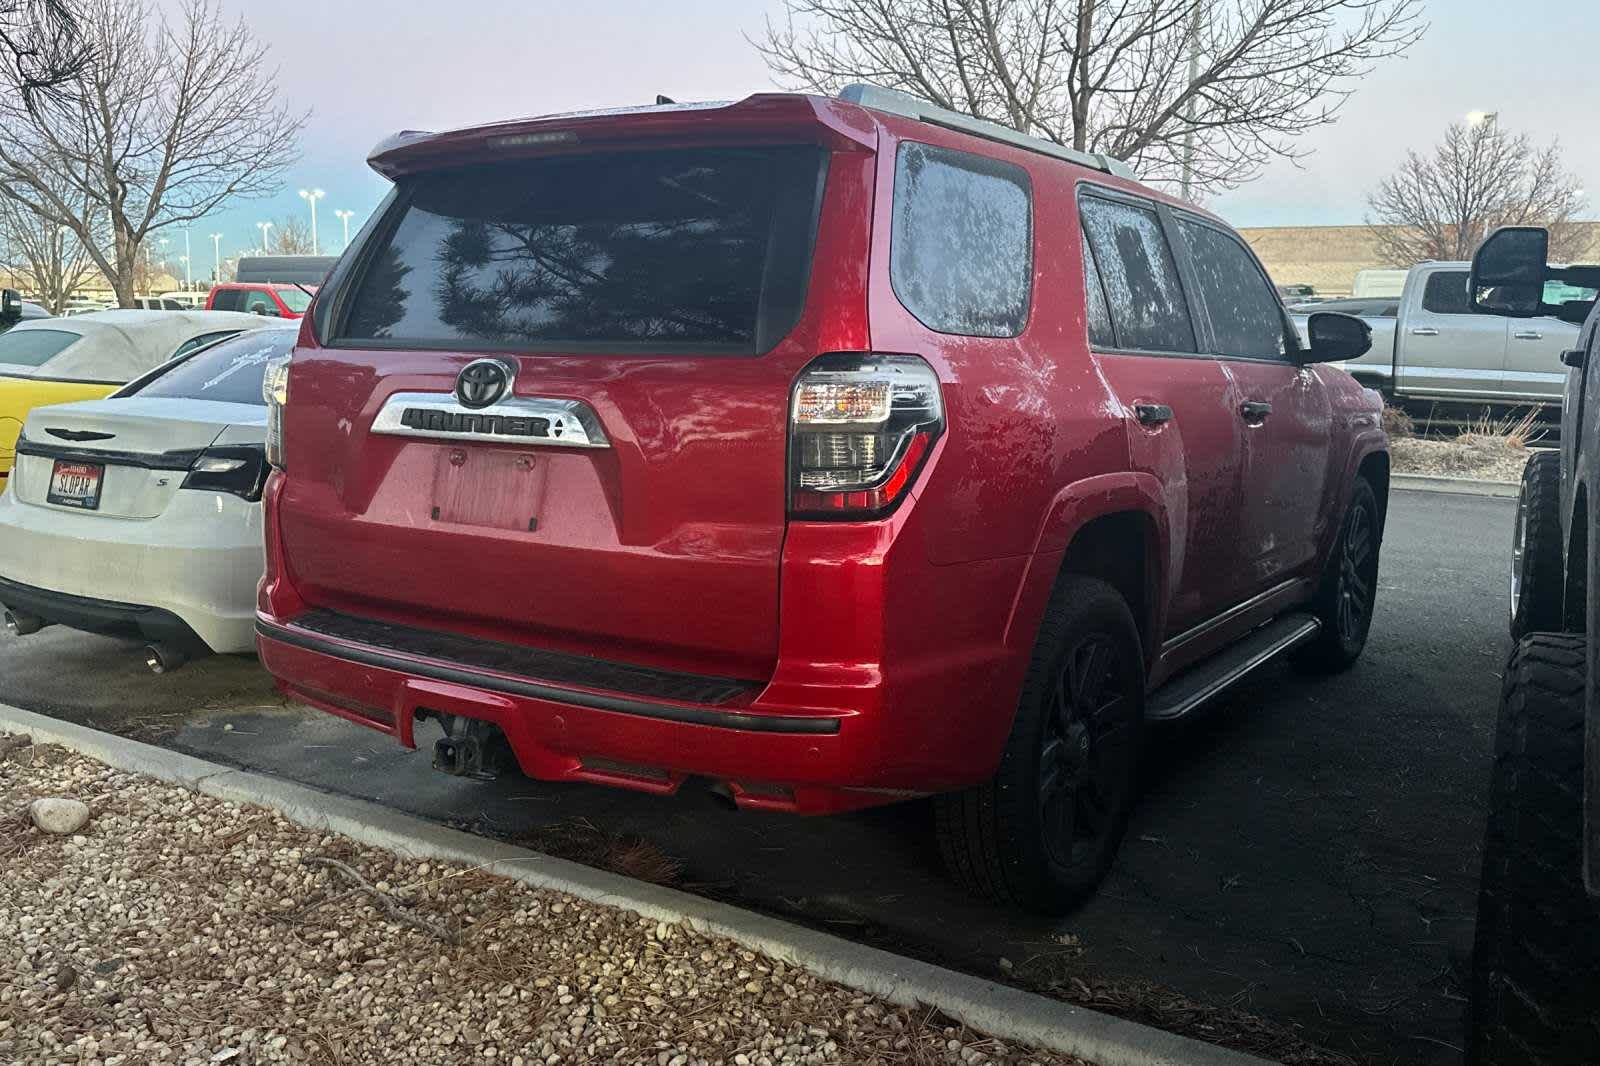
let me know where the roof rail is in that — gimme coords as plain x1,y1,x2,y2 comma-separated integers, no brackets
838,84,1136,180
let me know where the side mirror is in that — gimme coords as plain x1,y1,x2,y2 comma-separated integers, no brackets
1300,311,1372,364
1469,226,1548,317
1,289,19,323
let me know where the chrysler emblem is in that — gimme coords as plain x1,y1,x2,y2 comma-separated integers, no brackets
455,358,515,409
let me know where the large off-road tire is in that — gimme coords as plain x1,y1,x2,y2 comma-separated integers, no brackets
1510,450,1564,641
936,575,1145,914
1292,476,1382,673
1467,634,1600,1066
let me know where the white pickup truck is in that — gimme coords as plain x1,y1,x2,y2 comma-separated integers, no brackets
1290,261,1596,406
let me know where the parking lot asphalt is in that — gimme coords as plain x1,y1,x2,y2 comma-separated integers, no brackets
0,488,1512,1065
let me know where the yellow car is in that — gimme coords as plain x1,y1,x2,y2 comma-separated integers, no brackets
0,310,275,482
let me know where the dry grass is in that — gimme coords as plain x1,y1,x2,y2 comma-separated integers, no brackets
506,818,686,886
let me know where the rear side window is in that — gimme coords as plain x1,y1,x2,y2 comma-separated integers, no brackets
1177,220,1288,360
134,330,296,405
1079,198,1196,353
1422,271,1472,315
0,328,80,368
211,289,244,312
1081,236,1115,348
337,146,825,353
890,142,1032,337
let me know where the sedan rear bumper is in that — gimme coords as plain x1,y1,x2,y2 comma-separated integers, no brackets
0,489,262,652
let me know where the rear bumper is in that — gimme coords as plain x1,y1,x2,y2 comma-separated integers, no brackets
0,488,262,652
257,614,906,815
0,574,205,648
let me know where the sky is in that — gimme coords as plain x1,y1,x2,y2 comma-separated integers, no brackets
170,0,1598,281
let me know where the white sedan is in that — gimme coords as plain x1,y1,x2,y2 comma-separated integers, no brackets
0,327,298,670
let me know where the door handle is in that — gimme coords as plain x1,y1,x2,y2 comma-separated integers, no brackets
1514,330,1544,340
1133,403,1173,426
1410,327,1439,336
1240,400,1272,422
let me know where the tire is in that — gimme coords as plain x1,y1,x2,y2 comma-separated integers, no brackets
1467,634,1600,1066
1292,476,1382,673
936,575,1145,914
1510,450,1564,640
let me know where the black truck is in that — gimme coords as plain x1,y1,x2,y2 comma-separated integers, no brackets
1468,227,1600,1064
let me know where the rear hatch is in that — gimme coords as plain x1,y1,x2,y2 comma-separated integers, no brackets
14,398,262,518
276,99,875,680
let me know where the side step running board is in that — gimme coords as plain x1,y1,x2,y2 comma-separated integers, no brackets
1146,612,1320,722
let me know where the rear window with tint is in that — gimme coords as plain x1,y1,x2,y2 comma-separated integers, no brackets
1079,198,1196,353
211,289,245,312
890,142,1032,337
133,329,297,405
336,147,825,353
1422,271,1472,315
0,328,81,369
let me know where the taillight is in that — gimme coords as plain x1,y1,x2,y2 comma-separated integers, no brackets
181,445,269,502
789,353,943,517
262,354,290,469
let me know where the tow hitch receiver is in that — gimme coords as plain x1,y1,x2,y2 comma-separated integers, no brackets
428,713,513,780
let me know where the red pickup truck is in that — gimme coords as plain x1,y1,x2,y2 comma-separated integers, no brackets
254,87,1388,911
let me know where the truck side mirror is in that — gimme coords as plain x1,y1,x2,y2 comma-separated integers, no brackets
0,289,19,324
1299,311,1372,364
1469,226,1548,318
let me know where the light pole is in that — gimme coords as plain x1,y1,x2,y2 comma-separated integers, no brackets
334,209,355,249
210,232,223,283
256,220,273,254
182,229,192,290
1467,110,1499,128
299,188,325,254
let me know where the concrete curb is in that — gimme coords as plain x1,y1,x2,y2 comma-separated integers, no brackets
1392,472,1518,498
0,703,1274,1066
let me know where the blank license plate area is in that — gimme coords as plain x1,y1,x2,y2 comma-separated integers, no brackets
47,460,104,510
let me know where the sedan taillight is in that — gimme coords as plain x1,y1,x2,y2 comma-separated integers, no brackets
181,445,268,502
788,353,943,518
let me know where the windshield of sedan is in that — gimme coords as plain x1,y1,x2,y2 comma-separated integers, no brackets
131,329,297,405
0,328,81,370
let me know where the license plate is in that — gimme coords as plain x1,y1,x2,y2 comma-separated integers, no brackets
47,460,104,510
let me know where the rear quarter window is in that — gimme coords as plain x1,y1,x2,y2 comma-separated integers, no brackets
890,142,1032,337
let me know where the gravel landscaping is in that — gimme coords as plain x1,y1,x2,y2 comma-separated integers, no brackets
1388,436,1533,483
0,731,1096,1066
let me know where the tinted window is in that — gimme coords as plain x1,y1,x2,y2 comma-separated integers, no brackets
1422,271,1472,315
134,329,296,405
1079,198,1196,353
0,328,80,368
1082,236,1115,348
890,142,1032,337
1178,220,1288,360
211,289,244,312
339,146,824,352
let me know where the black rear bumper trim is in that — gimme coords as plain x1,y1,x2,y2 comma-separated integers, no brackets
0,575,206,649
256,619,841,736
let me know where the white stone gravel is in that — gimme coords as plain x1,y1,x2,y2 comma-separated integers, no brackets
0,733,1093,1066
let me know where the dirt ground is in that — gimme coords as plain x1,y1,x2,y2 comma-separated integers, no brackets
1388,436,1532,483
0,732,1096,1066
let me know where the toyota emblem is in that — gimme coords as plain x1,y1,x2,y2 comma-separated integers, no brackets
455,358,515,409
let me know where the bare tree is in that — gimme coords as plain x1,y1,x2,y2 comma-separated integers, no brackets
0,0,305,306
271,215,315,256
0,198,98,311
759,0,1425,196
0,0,90,111
1366,119,1589,267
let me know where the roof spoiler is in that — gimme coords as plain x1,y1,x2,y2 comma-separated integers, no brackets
837,84,1136,179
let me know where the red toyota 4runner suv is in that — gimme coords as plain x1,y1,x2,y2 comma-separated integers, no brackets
256,86,1389,911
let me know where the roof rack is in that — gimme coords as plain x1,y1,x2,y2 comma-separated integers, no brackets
838,84,1135,180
